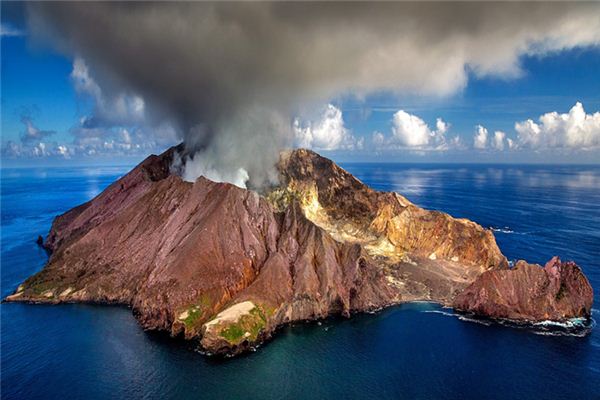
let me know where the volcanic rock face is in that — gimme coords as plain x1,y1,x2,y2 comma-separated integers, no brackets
5,146,594,355
453,257,593,321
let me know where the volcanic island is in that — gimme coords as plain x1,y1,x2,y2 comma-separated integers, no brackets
5,146,594,355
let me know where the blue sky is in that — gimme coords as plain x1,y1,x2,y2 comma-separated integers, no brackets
2,31,79,144
2,2,600,167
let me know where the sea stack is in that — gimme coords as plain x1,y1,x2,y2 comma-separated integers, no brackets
5,145,594,355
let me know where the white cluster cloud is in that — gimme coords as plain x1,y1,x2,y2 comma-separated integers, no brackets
294,104,363,151
372,131,386,148
384,102,600,155
2,118,176,160
472,127,512,151
373,110,458,151
515,102,600,150
471,102,600,152
1,136,160,159
473,125,488,149
2,116,63,158
3,140,69,159
492,131,506,151
392,111,438,147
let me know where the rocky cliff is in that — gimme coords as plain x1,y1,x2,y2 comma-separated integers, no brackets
453,257,593,321
5,146,593,355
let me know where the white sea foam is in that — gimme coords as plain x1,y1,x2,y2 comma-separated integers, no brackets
531,329,590,338
423,310,493,326
521,317,594,337
457,315,493,326
423,310,455,317
533,317,589,329
490,227,515,234
423,309,594,335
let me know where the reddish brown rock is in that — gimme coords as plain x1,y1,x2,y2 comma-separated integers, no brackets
4,145,593,355
453,257,593,321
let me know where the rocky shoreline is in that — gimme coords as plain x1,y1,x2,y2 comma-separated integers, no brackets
5,146,594,355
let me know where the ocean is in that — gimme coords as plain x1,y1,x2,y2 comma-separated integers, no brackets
1,163,599,399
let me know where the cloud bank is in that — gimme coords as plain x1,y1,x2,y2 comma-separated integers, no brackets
382,102,600,155
470,102,600,153
515,102,600,150
2,102,176,160
26,2,600,183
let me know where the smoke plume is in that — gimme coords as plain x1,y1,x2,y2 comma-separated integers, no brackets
27,2,600,187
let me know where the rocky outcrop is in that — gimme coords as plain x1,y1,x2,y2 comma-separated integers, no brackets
453,257,593,321
5,146,594,355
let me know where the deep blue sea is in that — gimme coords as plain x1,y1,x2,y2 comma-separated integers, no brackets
1,164,599,399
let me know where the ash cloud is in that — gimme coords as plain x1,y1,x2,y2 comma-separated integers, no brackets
26,2,600,187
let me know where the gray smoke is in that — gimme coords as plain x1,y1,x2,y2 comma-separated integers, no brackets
27,2,600,187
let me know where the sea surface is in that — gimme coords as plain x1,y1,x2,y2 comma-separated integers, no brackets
1,163,599,399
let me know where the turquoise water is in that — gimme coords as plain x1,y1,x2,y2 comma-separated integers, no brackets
1,164,599,399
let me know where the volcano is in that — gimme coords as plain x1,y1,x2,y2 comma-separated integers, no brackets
5,146,593,355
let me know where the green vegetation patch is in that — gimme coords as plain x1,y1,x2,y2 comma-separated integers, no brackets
182,307,203,328
181,293,213,329
219,306,268,345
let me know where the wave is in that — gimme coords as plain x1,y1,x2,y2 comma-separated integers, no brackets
457,315,493,326
531,330,591,338
521,317,595,337
532,318,589,329
423,310,492,326
489,226,533,235
490,227,515,234
422,309,594,336
423,310,454,317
